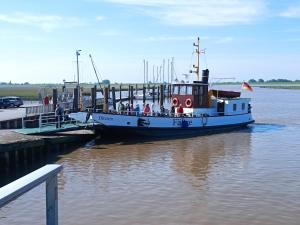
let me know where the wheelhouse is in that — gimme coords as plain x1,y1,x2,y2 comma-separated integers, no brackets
172,69,210,109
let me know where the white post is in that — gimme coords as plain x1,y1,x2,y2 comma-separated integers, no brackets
22,117,25,129
46,175,58,225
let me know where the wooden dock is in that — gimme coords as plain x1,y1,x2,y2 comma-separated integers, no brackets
0,129,96,175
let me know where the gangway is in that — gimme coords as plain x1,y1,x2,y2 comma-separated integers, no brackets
15,112,97,135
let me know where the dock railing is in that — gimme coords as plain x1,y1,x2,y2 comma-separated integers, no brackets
0,164,63,225
22,112,81,129
25,104,54,116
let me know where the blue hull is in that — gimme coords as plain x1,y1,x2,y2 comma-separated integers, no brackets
95,120,254,137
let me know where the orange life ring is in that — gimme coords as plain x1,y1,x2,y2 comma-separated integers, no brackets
185,98,193,108
172,97,179,107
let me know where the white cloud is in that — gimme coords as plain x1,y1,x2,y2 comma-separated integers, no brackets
106,0,267,26
96,16,105,21
280,5,300,18
0,12,84,31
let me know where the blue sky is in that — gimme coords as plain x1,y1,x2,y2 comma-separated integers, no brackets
0,0,300,83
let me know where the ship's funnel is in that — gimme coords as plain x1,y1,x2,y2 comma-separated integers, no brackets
202,69,209,84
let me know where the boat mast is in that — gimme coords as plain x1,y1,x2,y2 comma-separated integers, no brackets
89,54,102,89
190,37,200,81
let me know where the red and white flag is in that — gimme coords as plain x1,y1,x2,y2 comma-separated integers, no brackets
242,82,253,92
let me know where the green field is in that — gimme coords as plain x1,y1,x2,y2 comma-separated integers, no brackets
0,83,162,100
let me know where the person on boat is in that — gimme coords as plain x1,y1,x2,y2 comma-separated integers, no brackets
134,104,140,116
160,105,165,116
129,104,134,115
171,105,175,116
55,103,64,128
125,103,130,115
150,103,155,116
143,103,151,116
176,104,184,117
118,102,125,114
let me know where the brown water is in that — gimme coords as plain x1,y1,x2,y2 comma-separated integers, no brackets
1,86,300,225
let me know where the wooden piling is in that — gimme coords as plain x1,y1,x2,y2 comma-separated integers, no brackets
52,89,57,111
91,85,96,110
128,85,131,101
103,87,109,112
152,86,155,103
112,87,116,110
73,87,79,112
130,86,134,105
160,85,164,107
143,86,146,104
119,85,122,103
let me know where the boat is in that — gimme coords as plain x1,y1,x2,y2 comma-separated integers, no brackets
69,37,254,136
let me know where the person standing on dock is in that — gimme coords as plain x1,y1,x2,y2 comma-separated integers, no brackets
55,104,64,128
44,95,49,105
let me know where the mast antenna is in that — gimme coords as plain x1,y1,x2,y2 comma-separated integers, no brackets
189,37,205,81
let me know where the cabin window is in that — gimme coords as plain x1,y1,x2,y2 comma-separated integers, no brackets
173,86,179,95
233,104,237,111
187,86,192,95
242,103,245,110
179,86,184,95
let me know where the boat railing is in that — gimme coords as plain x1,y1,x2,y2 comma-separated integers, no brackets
0,164,62,225
94,109,206,118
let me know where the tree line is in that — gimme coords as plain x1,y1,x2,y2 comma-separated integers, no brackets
248,78,300,83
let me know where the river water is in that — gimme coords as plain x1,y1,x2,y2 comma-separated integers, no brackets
1,86,300,225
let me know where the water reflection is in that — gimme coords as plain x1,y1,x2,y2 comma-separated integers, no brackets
171,131,252,189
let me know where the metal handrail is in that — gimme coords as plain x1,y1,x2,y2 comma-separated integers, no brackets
21,112,81,129
0,164,63,225
96,109,203,118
